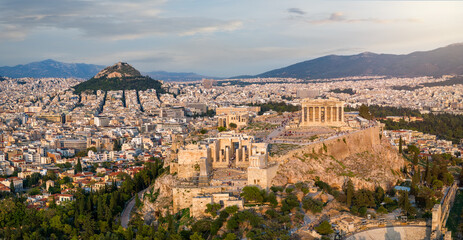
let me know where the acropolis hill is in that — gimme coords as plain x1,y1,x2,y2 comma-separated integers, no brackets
272,125,405,190
138,98,405,225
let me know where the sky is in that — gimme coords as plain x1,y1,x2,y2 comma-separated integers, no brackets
0,0,463,77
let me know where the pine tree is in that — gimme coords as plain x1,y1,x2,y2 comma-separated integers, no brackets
97,196,104,220
86,196,92,212
398,191,410,215
344,179,354,207
135,195,142,208
425,160,432,186
105,205,113,223
411,166,420,196
75,158,83,173
431,164,438,181
459,167,463,186
399,136,403,154
79,196,85,214
374,186,385,204
359,104,372,120
50,197,57,208
412,166,421,186
110,193,117,213
412,152,419,165
9,181,15,193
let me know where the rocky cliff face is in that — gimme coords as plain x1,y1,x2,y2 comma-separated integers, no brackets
94,62,142,79
139,174,177,224
271,127,404,190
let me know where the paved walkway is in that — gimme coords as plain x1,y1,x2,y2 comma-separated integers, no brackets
268,124,377,146
120,186,151,228
264,117,294,142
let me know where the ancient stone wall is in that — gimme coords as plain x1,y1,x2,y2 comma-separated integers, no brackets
177,144,210,179
172,186,229,213
191,196,213,218
271,126,404,190
282,126,381,160
431,182,458,238
248,163,279,189
173,186,244,217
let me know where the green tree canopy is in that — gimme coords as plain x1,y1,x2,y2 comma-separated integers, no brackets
240,186,264,203
359,104,373,120
75,159,83,173
315,221,334,235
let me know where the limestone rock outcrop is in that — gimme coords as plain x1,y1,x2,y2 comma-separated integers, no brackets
139,174,177,224
271,126,404,190
95,62,142,79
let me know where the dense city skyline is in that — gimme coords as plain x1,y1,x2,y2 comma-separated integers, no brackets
1,0,463,76
1,1,463,239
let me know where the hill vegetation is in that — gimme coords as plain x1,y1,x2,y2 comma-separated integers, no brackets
73,76,164,94
330,88,355,95
73,62,164,94
0,160,164,239
356,105,463,143
381,114,463,144
248,101,301,115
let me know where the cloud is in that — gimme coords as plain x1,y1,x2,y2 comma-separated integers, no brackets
180,21,242,36
0,0,242,41
328,12,345,22
0,24,27,40
84,50,176,65
306,12,420,24
288,8,306,15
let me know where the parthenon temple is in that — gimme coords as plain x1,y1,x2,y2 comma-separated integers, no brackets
300,98,345,127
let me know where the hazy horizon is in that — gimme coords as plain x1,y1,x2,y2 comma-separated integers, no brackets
1,0,462,77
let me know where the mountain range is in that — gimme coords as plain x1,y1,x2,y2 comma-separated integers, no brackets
145,71,211,82
0,59,104,79
244,43,463,79
0,59,212,81
2,43,463,81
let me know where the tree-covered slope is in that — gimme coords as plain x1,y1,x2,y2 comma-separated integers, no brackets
73,62,164,94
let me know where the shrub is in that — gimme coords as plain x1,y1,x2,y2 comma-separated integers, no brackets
205,203,222,217
285,187,294,194
358,206,368,217
265,208,279,218
270,186,284,193
315,221,333,235
302,197,323,213
267,192,278,207
377,206,388,214
241,186,264,203
281,194,299,213
350,206,359,215
224,205,238,215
